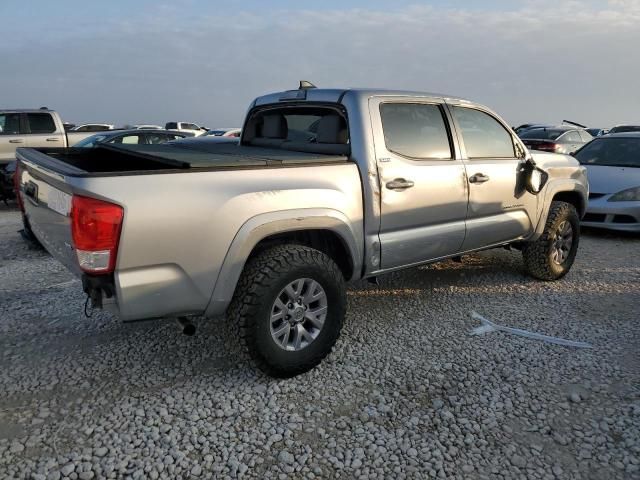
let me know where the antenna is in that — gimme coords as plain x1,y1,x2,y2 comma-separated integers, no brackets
299,80,317,90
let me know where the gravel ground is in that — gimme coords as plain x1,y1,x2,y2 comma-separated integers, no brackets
1,202,639,480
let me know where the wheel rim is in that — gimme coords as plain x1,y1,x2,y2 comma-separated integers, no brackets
551,220,573,265
270,278,328,351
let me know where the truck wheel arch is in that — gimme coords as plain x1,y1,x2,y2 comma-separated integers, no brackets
204,209,362,317
531,181,587,240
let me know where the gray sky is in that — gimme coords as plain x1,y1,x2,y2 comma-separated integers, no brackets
1,0,639,128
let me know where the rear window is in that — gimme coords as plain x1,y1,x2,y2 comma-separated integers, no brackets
27,113,56,134
74,134,108,148
608,126,640,134
379,103,451,159
519,129,566,140
165,122,178,129
574,137,640,167
560,131,582,143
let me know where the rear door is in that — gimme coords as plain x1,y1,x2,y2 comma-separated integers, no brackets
0,112,26,163
370,97,469,269
25,112,63,149
448,104,537,250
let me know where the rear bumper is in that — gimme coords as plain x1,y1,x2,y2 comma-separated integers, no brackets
582,197,640,232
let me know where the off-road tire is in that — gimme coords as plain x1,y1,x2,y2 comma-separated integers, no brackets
228,244,346,378
523,201,579,281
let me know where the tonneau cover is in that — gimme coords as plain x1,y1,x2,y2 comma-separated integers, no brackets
112,142,349,168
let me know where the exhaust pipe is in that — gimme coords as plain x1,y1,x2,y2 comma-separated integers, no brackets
177,317,196,336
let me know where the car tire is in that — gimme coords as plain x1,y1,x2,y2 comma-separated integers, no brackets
522,201,580,281
228,244,346,378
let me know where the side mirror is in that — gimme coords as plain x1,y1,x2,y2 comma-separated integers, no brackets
523,159,549,194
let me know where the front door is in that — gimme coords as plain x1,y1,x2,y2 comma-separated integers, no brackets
448,104,538,251
370,98,469,270
0,112,25,163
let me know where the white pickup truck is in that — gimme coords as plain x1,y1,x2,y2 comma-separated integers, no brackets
16,85,588,377
0,109,105,166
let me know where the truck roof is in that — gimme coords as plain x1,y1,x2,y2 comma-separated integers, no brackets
0,108,56,113
253,87,471,107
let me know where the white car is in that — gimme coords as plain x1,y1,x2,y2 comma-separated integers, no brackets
70,123,115,132
203,128,241,138
165,122,208,137
131,124,163,130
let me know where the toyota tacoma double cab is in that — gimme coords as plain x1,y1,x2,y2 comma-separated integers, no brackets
15,84,588,377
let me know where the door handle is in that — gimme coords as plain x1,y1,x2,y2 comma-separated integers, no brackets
9,139,24,144
46,137,60,142
385,178,415,190
468,173,490,184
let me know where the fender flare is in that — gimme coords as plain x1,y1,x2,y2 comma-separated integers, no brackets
531,179,588,240
204,208,362,317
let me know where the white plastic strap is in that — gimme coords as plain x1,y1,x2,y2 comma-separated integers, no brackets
470,311,592,349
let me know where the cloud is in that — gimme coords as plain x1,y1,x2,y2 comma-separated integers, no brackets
1,1,639,126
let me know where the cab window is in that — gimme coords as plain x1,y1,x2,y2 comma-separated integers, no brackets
379,103,452,159
27,113,56,134
0,113,22,135
452,106,515,158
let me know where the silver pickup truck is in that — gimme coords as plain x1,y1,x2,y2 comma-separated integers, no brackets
15,85,588,377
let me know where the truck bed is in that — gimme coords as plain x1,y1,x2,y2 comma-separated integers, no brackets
19,142,350,177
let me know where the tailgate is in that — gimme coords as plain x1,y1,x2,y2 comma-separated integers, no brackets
16,149,81,276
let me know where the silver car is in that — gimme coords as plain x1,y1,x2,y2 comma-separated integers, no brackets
575,133,640,232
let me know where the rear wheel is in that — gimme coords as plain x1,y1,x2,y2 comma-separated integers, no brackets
228,244,346,377
522,201,579,280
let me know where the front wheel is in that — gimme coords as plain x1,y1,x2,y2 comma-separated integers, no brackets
228,244,346,378
522,201,580,281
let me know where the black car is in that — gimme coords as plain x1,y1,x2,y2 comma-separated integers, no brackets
519,126,593,154
73,129,193,148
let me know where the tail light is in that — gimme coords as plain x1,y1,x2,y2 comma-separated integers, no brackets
13,163,24,212
533,142,560,153
71,195,124,274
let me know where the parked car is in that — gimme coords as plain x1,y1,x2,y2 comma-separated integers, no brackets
586,128,608,137
1,108,102,167
15,85,588,377
574,132,640,232
73,129,193,148
70,123,115,132
607,125,640,135
168,135,239,146
130,124,163,130
203,128,241,137
519,126,593,154
513,123,550,135
165,122,207,136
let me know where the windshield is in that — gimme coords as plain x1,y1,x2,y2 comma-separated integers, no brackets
519,129,566,140
574,137,640,167
74,134,109,148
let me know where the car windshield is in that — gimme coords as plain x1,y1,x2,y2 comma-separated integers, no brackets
574,137,640,167
519,129,566,140
74,134,109,148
